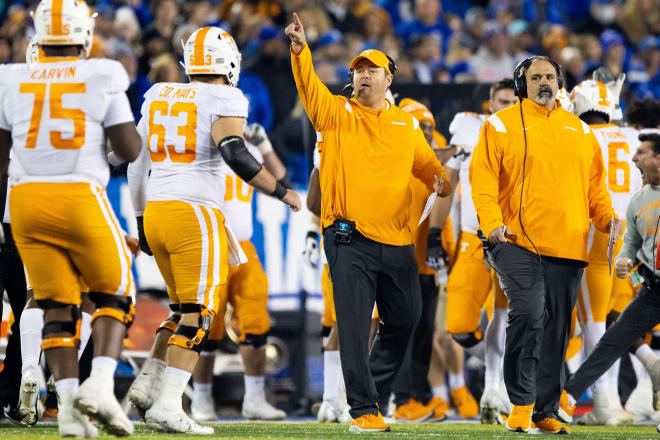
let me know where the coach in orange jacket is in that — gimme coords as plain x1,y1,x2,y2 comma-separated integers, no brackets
286,13,451,432
470,56,622,433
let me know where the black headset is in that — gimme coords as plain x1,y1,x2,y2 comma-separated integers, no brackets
513,55,563,98
342,54,397,98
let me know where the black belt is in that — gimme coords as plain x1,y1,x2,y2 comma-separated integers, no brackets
638,264,660,291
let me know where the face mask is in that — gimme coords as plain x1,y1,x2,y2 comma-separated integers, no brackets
595,5,617,24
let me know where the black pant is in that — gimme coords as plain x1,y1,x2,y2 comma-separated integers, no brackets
490,243,583,421
391,274,438,405
566,280,660,399
324,227,422,418
0,223,27,407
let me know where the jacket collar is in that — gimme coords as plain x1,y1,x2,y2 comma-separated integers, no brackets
349,97,391,115
521,97,560,117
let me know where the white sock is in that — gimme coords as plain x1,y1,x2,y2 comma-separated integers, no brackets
583,321,610,395
55,378,79,398
90,356,118,385
244,375,265,401
432,385,449,401
449,373,465,390
634,344,657,373
77,312,92,360
485,308,507,390
465,340,485,363
323,350,341,405
20,308,44,373
193,382,213,401
158,367,191,403
143,357,166,376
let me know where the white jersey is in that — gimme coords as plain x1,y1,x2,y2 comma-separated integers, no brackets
136,82,249,210
0,58,133,188
591,124,642,219
445,112,487,234
223,142,262,242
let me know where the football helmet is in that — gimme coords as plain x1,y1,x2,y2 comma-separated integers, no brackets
32,0,95,57
556,88,573,113
182,26,241,86
570,79,615,122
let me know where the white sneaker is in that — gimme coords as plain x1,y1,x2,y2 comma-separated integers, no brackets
242,396,286,420
18,367,39,426
191,394,216,422
317,400,339,423
59,392,99,438
127,370,157,422
480,388,504,425
579,391,626,425
145,399,214,434
75,377,133,437
626,378,655,422
646,355,660,411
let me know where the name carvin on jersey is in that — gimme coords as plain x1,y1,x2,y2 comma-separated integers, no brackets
29,66,76,80
158,85,197,99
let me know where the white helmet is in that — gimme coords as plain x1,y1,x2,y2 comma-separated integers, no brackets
556,88,573,113
182,26,241,86
32,0,95,57
26,37,43,65
570,80,615,122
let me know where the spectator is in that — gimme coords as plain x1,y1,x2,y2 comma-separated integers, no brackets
248,26,297,129
628,36,660,98
508,19,535,65
324,0,363,34
618,0,660,45
541,24,567,64
561,46,586,91
600,29,627,77
380,34,404,63
112,42,150,122
361,6,393,42
391,56,418,83
432,63,451,83
185,1,217,29
114,7,142,48
579,33,603,72
93,1,117,41
172,23,196,58
147,53,183,84
576,0,626,36
411,34,442,84
0,37,11,64
141,0,179,56
625,98,660,128
468,22,515,82
297,4,333,45
396,0,453,54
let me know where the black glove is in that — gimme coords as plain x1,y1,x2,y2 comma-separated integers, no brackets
426,227,449,270
136,216,152,256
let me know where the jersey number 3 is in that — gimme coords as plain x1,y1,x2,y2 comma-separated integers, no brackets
20,82,86,149
147,100,197,163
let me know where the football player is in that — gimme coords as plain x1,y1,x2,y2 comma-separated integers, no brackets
0,0,142,436
125,26,300,434
189,123,288,422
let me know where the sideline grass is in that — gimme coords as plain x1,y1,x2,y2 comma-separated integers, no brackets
0,422,658,439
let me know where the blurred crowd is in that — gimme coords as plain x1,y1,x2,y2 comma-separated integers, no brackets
0,0,658,141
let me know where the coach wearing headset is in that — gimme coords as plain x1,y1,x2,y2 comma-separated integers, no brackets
286,13,451,433
470,56,622,434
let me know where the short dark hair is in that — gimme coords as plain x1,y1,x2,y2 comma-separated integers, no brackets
490,78,515,100
639,132,660,154
626,99,660,129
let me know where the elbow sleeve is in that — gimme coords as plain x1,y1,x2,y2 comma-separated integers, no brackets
217,136,263,182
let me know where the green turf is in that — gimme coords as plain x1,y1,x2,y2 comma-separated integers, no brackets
0,422,658,439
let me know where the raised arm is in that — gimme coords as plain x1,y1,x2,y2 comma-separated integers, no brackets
286,13,337,131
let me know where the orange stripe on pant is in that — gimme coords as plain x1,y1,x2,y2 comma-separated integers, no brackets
144,201,228,314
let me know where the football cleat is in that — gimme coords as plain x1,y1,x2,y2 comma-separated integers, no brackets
191,393,217,423
349,411,390,433
75,377,133,437
241,396,286,421
535,417,570,434
558,390,575,424
393,398,433,423
505,403,534,433
452,385,479,419
18,367,40,426
146,399,214,434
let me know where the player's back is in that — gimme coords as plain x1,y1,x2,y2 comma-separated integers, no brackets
447,112,486,234
0,58,130,187
591,123,642,219
139,81,248,211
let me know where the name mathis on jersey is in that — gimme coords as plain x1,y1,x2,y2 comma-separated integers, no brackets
158,85,197,100
29,66,76,80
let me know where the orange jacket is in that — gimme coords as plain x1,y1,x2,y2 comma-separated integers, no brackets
470,98,614,262
291,45,449,246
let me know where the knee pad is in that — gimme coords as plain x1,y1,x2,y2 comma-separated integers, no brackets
158,313,181,333
451,329,484,348
241,332,268,349
168,306,212,353
41,302,81,351
88,292,135,327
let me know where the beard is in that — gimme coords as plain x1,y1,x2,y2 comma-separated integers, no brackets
535,87,554,105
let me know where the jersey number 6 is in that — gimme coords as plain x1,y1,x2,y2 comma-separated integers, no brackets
147,100,197,164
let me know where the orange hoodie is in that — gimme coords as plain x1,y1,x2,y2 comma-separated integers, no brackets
470,98,614,262
291,45,449,246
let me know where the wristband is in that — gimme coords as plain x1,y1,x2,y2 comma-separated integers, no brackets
270,181,287,200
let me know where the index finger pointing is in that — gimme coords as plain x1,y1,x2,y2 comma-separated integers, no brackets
293,12,301,25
